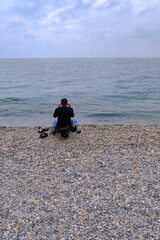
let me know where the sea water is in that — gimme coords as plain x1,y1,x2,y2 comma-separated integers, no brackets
0,58,160,126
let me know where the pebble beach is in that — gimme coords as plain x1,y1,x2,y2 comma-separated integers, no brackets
1,124,160,240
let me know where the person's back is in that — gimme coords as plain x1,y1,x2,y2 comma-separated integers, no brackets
53,98,74,128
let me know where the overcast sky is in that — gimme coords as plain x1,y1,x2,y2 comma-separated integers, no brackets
0,0,160,58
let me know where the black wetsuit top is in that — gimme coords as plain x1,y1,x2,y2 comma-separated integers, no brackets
53,106,74,128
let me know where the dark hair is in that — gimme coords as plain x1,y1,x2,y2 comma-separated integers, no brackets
61,98,68,105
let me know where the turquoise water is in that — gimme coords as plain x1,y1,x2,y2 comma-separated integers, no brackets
0,58,160,126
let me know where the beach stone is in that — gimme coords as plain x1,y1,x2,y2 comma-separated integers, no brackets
0,125,160,239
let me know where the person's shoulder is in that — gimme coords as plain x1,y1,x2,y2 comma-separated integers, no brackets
55,107,60,112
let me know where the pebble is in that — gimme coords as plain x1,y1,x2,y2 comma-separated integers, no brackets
0,124,160,239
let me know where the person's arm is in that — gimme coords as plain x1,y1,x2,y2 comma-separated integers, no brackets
53,108,58,118
71,108,74,118
58,102,71,108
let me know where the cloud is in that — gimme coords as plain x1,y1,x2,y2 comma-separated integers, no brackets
93,0,109,8
11,0,46,16
39,4,75,26
0,0,160,57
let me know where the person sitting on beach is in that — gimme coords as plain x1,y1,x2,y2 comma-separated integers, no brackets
53,98,80,138
53,98,74,129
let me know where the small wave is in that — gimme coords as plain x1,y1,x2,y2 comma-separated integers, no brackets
87,113,129,118
1,85,29,90
0,98,27,103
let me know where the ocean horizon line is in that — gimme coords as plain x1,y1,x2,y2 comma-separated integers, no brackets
1,56,160,60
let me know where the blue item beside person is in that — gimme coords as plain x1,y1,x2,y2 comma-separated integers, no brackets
52,119,78,126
